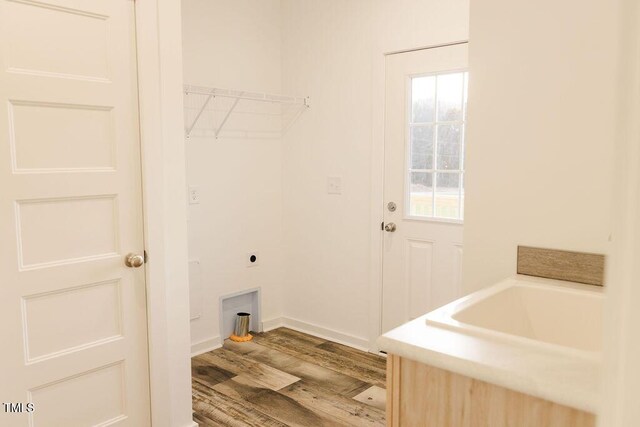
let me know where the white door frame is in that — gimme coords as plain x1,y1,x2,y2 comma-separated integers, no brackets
134,1,195,427
599,0,640,424
368,41,468,352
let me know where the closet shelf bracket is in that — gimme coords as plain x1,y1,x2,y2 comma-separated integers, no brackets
185,93,214,138
183,85,310,139
214,93,243,138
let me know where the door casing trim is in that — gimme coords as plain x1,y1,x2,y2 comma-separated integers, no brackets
134,1,195,426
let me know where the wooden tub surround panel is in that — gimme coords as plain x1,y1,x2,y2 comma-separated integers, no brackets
386,355,596,427
517,246,605,286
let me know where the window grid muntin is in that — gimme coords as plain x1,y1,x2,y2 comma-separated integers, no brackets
408,71,468,220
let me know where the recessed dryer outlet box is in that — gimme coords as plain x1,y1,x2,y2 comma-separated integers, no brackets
219,288,262,340
247,252,259,267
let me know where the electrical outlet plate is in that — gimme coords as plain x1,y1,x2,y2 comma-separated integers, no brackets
327,176,342,195
247,252,259,267
188,186,200,204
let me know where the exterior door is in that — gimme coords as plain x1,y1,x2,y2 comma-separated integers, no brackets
382,45,468,333
0,1,151,425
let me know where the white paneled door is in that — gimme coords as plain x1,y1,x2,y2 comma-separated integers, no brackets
382,45,468,333
0,1,150,426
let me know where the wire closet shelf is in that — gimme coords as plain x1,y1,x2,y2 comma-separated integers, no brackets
183,85,310,139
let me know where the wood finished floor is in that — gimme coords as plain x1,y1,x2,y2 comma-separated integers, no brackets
191,327,386,427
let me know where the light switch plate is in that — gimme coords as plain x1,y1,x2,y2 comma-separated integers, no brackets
188,186,200,204
327,176,342,195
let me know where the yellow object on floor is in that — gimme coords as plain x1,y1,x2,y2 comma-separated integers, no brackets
229,333,253,342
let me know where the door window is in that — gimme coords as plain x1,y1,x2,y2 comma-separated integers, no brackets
408,71,468,220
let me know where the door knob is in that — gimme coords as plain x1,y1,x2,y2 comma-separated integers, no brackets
384,222,397,232
125,253,145,268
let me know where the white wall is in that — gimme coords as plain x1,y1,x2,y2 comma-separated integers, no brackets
181,0,284,352
280,0,374,344
373,0,469,54
462,0,618,292
181,0,470,349
280,0,469,345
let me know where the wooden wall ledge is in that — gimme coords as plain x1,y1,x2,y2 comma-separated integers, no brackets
517,246,605,286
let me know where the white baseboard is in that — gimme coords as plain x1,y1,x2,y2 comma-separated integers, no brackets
262,316,370,352
262,316,285,332
193,317,372,356
190,336,222,357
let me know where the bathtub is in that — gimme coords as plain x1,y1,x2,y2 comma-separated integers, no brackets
377,275,603,413
425,276,603,360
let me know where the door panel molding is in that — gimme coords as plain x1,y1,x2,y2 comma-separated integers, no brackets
404,238,435,320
